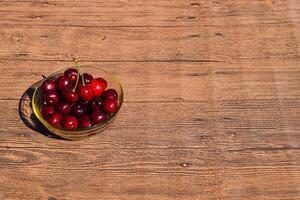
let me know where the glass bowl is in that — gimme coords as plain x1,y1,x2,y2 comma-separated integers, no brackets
32,66,123,140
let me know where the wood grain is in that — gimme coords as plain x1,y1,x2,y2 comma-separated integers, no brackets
0,59,300,102
0,24,299,62
0,0,300,199
0,0,299,27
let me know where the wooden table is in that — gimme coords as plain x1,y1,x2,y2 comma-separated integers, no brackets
0,0,300,199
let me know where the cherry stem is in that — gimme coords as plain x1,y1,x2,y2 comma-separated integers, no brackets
72,61,84,92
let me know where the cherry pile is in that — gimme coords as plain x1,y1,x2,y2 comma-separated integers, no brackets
40,63,118,130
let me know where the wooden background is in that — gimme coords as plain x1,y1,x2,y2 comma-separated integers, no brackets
0,0,300,199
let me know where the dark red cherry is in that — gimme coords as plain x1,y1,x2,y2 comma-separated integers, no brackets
102,89,118,100
88,98,103,113
44,91,59,105
103,98,118,113
91,79,105,97
83,73,94,84
78,85,93,101
79,115,92,128
57,75,72,91
41,80,56,93
47,112,62,127
41,105,55,117
56,102,72,115
64,68,78,82
96,77,107,89
63,89,79,103
63,115,78,130
72,104,86,118
90,110,107,125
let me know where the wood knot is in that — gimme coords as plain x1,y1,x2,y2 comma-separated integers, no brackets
11,34,23,43
214,32,223,37
190,3,200,7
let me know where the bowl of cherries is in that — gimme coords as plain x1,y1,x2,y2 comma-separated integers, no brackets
32,62,123,140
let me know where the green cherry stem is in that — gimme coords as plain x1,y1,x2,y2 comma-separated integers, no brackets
72,61,84,92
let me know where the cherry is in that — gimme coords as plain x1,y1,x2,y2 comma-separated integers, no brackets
79,115,92,128
64,68,78,82
63,89,79,103
78,85,93,101
57,75,72,91
41,80,56,93
41,105,55,117
56,102,72,115
44,91,59,105
47,112,62,127
72,104,86,117
102,89,118,100
103,98,118,113
96,77,107,89
63,115,78,130
91,79,105,97
83,73,94,84
88,97,103,113
90,110,106,125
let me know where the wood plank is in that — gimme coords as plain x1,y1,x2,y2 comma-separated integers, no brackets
0,24,299,62
0,0,299,27
1,98,300,149
0,144,299,199
0,60,299,102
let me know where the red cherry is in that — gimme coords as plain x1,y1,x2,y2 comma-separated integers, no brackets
90,110,107,125
44,91,59,105
47,112,62,127
96,77,107,89
41,80,56,93
83,73,94,84
72,104,86,118
57,75,72,91
79,115,92,128
64,68,78,82
88,98,103,113
78,85,93,101
41,105,55,117
63,89,79,103
103,98,118,113
56,102,72,115
63,115,78,130
91,79,105,97
102,89,118,100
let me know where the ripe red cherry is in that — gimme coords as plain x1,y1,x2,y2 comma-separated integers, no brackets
57,75,72,91
103,98,118,113
91,79,105,97
63,115,78,130
44,91,59,105
72,104,86,117
47,112,62,127
41,80,56,92
78,85,93,101
56,102,72,115
102,89,118,100
64,68,78,82
83,73,94,84
63,89,79,103
41,105,55,117
90,110,107,125
96,77,107,89
79,115,92,128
